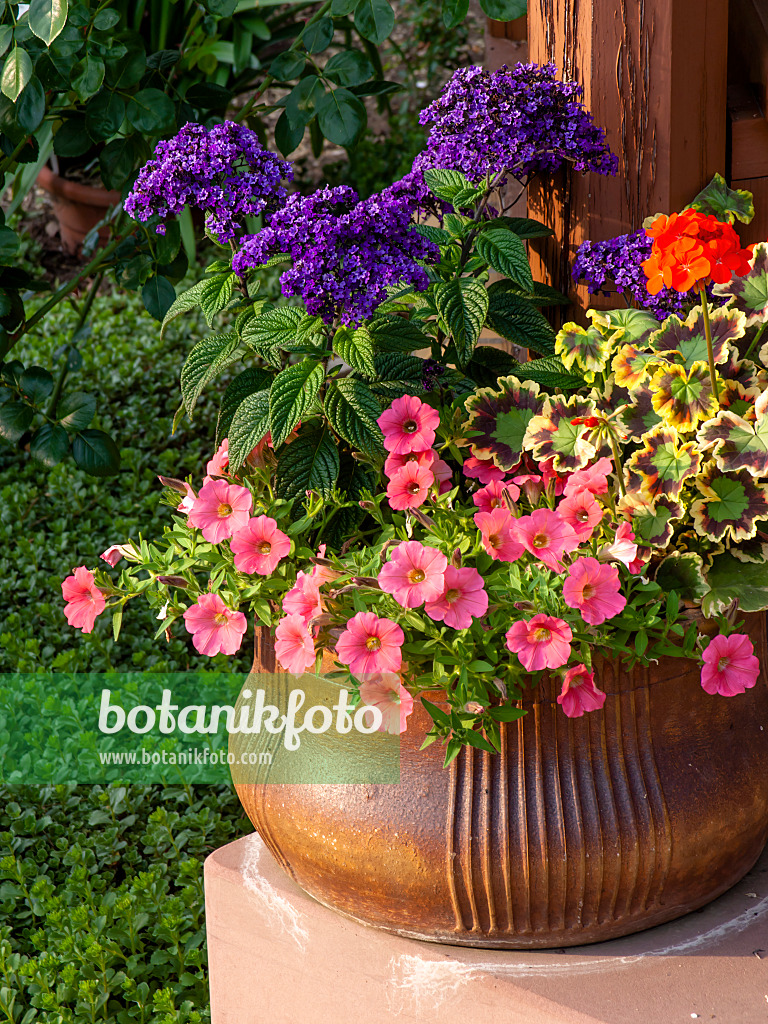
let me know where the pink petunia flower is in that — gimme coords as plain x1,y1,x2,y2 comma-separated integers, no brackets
230,515,291,575
358,673,414,735
62,566,106,633
384,448,435,478
562,557,626,625
474,507,525,562
336,612,404,676
206,438,229,479
701,633,761,696
274,613,316,675
100,543,137,567
283,571,323,626
177,482,197,515
563,456,613,498
386,461,434,511
463,454,505,484
246,432,272,469
187,479,252,544
310,543,338,587
505,614,573,672
557,490,603,542
557,664,607,717
424,565,488,629
431,456,453,495
378,395,439,454
183,592,247,656
378,541,447,608
472,479,521,514
598,521,638,569
515,508,580,571
512,473,544,505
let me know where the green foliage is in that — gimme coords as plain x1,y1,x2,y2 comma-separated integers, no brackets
0,782,249,1023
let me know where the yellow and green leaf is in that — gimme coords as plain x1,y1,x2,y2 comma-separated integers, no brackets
648,305,744,371
690,460,768,543
696,408,768,477
554,322,612,382
523,394,609,473
611,344,661,389
618,491,684,548
463,375,544,471
625,425,701,501
649,361,720,433
619,385,662,441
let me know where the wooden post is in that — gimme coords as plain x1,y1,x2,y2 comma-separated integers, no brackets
526,0,729,320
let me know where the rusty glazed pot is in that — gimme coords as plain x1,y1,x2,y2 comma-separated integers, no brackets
235,616,768,948
37,165,120,255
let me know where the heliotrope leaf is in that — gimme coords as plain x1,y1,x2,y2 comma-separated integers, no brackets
433,278,489,367
619,385,662,441
618,492,684,549
624,425,701,501
463,375,543,471
702,551,768,618
554,322,611,382
275,427,340,500
690,460,768,543
713,241,768,326
696,407,768,477
648,305,743,370
523,395,610,473
688,172,754,225
649,360,719,433
654,551,708,602
611,344,662,389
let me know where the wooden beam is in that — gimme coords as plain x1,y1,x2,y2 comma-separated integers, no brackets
526,0,729,321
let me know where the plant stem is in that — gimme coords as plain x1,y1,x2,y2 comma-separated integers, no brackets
235,0,333,125
47,271,104,418
7,233,127,353
0,136,30,178
743,320,767,362
698,283,720,403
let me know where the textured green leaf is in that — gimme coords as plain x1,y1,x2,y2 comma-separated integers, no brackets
513,356,585,391
423,167,480,205
199,273,236,326
276,427,340,499
489,216,553,239
228,389,270,473
180,332,239,417
72,429,120,476
324,378,384,456
476,230,533,291
242,306,304,353
370,352,425,396
28,0,68,45
333,324,375,377
486,290,556,355
216,368,274,446
85,91,126,141
434,278,489,366
269,360,324,447
464,346,520,388
368,316,428,352
160,279,208,338
29,423,69,467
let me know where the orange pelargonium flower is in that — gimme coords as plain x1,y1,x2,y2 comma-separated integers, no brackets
642,208,753,294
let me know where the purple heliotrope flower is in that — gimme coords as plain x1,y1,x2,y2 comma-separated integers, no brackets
124,121,293,242
232,179,438,326
571,230,723,318
413,62,618,185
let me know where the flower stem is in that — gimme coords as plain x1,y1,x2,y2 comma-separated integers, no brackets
743,320,767,363
698,283,720,403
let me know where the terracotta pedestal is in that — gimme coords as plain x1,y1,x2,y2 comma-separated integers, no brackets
205,833,768,1024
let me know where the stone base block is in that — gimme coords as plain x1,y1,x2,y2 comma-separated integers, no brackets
205,834,768,1024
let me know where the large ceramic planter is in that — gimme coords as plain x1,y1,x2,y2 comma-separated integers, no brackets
37,166,121,255
235,616,768,948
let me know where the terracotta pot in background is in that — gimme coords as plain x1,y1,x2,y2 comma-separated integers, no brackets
235,615,768,949
37,165,121,255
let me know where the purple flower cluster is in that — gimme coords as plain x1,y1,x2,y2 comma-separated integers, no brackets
124,121,292,242
413,63,617,185
572,231,688,318
232,180,438,326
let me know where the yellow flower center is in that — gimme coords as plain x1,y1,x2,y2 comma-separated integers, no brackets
407,568,426,584
532,532,548,548
214,612,228,625
258,542,272,554
582,583,596,600
217,503,233,517
366,636,382,651
532,627,551,642
718,656,730,671
445,588,460,603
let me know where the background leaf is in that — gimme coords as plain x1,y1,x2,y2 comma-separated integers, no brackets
275,427,340,499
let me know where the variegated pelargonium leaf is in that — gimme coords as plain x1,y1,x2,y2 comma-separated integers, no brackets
625,425,701,501
589,307,660,344
523,395,610,473
619,385,662,441
649,360,720,433
702,551,768,618
618,492,684,548
720,347,766,393
696,407,768,477
713,242,768,326
730,536,768,563
554,322,611,382
654,551,708,602
464,376,544,471
611,344,661,389
691,460,768,543
719,380,757,423
648,305,744,370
